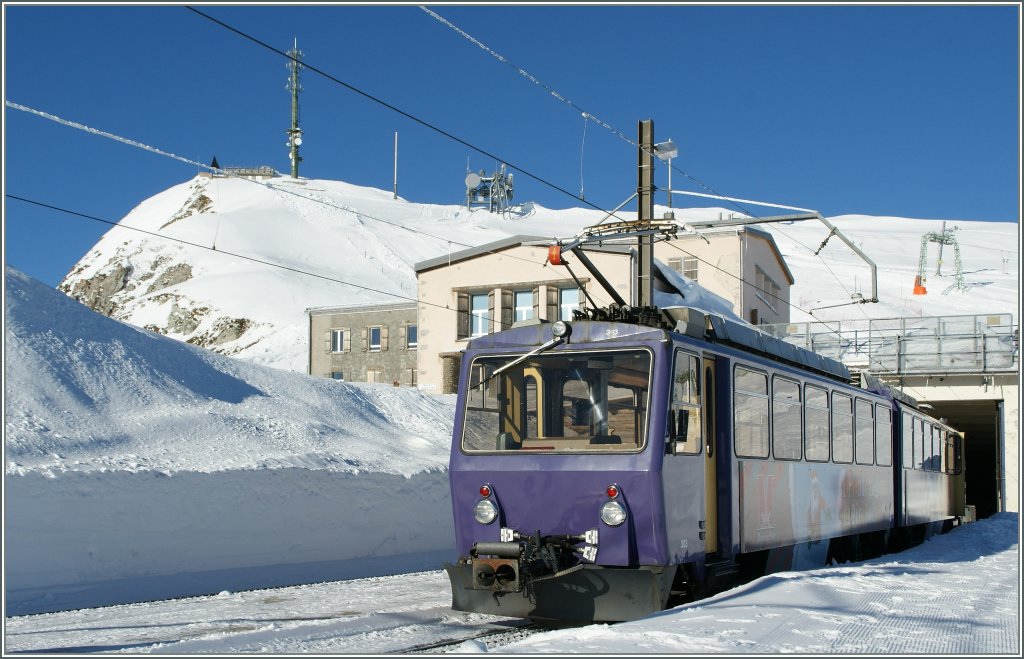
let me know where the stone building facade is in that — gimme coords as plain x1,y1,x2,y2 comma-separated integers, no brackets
306,301,419,386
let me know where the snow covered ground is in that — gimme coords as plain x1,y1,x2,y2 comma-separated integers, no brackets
4,266,457,616
3,172,1020,652
4,514,1018,654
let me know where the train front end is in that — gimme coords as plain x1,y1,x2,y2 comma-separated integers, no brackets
444,320,676,623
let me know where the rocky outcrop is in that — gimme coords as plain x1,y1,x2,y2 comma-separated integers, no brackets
59,259,134,317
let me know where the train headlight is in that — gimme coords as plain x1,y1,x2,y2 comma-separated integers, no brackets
474,499,498,525
600,500,627,527
551,320,571,339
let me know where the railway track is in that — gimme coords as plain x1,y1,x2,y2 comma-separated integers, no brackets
398,621,542,654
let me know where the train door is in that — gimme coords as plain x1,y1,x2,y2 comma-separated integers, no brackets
703,355,718,553
665,349,706,563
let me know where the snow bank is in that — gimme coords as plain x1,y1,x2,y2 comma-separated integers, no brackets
4,267,456,615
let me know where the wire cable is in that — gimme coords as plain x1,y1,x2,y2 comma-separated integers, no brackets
4,100,579,286
186,6,632,225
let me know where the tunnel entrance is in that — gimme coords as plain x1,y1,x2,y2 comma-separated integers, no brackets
923,399,1003,518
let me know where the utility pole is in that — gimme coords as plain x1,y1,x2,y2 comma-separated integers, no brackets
637,119,655,308
286,37,304,179
393,132,399,199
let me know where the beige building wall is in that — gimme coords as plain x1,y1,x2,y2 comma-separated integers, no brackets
414,230,794,393
653,226,794,326
415,241,634,393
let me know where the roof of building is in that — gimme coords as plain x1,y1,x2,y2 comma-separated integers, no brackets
306,300,417,316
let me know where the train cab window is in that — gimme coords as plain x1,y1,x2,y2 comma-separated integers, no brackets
902,412,915,470
669,352,701,455
734,366,769,458
831,393,853,464
854,398,875,465
804,385,830,462
875,406,893,467
772,377,802,461
460,350,651,453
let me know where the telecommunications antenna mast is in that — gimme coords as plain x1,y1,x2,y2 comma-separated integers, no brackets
285,37,304,178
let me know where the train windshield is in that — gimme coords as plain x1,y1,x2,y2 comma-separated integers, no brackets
461,349,651,453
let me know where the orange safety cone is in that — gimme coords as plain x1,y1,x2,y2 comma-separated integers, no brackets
912,275,927,295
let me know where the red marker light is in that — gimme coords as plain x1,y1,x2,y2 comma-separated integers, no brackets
479,485,492,498
548,245,565,266
606,485,619,499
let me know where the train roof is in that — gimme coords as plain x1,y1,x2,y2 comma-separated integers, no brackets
467,306,852,383
668,308,852,382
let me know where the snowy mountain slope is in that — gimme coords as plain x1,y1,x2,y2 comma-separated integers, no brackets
57,174,1019,373
7,266,454,476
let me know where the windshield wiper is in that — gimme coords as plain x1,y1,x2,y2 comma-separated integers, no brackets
473,337,564,390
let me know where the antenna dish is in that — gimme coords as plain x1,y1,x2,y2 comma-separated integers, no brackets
465,172,481,188
294,137,302,146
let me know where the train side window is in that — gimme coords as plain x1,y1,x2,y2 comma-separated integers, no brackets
831,393,853,464
921,419,929,470
804,385,830,462
772,377,802,460
875,406,892,467
940,429,949,473
854,398,875,465
902,412,915,470
734,366,769,458
953,434,964,475
929,424,940,472
669,351,701,455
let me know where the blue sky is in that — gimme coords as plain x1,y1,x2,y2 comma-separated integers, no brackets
4,4,1020,287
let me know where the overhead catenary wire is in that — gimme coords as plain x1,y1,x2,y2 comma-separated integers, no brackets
12,11,897,363
4,193,513,330
183,5,872,326
418,5,769,222
415,4,880,325
185,6,632,226
4,100,578,288
5,98,859,346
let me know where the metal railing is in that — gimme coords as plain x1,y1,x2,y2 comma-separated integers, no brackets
761,313,1018,376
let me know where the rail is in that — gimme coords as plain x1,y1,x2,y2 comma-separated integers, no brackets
761,313,1018,376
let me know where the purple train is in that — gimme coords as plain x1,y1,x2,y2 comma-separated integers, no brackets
444,307,969,623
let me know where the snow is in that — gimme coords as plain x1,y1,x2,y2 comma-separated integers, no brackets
57,174,1019,373
3,515,1018,653
3,173,1020,651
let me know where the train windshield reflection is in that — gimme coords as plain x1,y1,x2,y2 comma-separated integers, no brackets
461,349,651,453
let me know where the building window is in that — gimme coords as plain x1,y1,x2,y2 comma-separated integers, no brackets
683,257,698,281
369,326,382,351
330,329,349,353
406,324,418,349
514,290,533,323
330,371,344,381
668,257,683,273
755,267,781,313
470,293,489,337
367,368,384,383
559,287,580,321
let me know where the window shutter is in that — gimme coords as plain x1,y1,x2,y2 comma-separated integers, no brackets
501,289,513,330
381,325,389,351
457,292,470,339
488,291,496,334
399,325,407,350
343,329,351,352
324,331,332,352
546,287,558,320
532,287,540,319
361,327,368,352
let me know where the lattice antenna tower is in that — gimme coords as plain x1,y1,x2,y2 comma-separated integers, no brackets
285,37,304,179
913,223,966,295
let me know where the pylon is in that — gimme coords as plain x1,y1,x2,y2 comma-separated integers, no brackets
913,275,927,295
